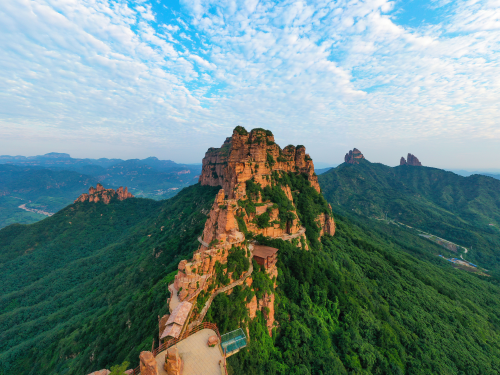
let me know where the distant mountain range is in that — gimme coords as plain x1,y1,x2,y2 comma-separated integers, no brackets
0,153,202,228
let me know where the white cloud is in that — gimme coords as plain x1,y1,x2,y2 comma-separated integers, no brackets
0,0,499,165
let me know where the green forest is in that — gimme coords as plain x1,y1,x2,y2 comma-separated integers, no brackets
319,160,500,276
1,163,500,374
0,184,219,374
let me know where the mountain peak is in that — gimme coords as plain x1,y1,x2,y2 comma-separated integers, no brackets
199,126,320,199
344,148,365,164
400,153,422,166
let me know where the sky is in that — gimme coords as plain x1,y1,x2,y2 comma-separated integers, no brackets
0,0,499,168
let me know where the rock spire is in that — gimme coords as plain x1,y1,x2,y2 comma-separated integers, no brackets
199,127,320,199
400,153,422,166
344,148,365,164
74,183,133,204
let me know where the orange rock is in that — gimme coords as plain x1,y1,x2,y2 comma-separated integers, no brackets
260,292,275,336
199,127,320,199
74,184,133,204
208,335,219,347
247,295,258,319
344,148,365,164
139,351,158,375
317,213,336,237
164,347,183,375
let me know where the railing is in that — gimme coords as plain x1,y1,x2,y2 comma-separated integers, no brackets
130,322,223,375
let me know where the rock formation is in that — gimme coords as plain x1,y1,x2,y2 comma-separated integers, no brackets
199,127,320,199
400,153,422,166
74,183,133,204
164,347,183,375
140,351,158,375
344,148,365,164
208,335,219,347
168,126,335,339
87,370,110,375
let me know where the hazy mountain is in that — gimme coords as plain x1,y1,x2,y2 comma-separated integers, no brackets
0,156,202,228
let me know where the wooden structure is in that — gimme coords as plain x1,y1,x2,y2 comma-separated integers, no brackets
160,301,192,341
252,245,278,269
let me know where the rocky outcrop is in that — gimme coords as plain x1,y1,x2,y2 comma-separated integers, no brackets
164,347,183,375
199,127,320,199
140,351,158,375
74,183,133,204
170,126,335,338
344,148,365,164
247,295,258,319
316,211,336,237
260,293,275,335
400,153,422,166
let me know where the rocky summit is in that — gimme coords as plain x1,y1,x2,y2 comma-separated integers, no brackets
74,183,133,204
199,126,320,198
168,126,335,339
400,153,422,166
344,148,365,164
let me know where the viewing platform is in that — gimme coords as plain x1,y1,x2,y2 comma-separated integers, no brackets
156,328,224,375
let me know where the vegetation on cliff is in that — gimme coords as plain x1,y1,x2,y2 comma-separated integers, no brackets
224,212,500,375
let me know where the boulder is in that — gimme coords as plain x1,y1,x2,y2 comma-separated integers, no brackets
164,347,183,375
208,335,219,347
139,351,158,375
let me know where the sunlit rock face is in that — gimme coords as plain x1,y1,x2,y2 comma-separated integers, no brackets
74,183,133,204
199,127,320,199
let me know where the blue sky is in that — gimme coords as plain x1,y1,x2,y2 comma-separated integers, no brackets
0,0,499,168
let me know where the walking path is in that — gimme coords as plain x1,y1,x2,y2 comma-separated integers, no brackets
168,284,181,313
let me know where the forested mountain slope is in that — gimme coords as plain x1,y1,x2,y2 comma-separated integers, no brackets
318,160,500,274
211,205,500,375
0,184,219,375
2,138,500,375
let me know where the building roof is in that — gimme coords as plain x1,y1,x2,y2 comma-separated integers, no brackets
166,301,192,326
252,245,278,259
161,323,183,339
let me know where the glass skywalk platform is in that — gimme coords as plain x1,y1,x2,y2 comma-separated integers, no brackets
220,328,247,356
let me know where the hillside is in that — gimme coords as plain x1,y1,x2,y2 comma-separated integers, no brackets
2,132,500,375
318,157,500,275
0,183,220,374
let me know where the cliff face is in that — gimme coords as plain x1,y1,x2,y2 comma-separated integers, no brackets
74,183,133,204
169,126,335,337
199,127,320,199
400,153,422,166
344,148,365,164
